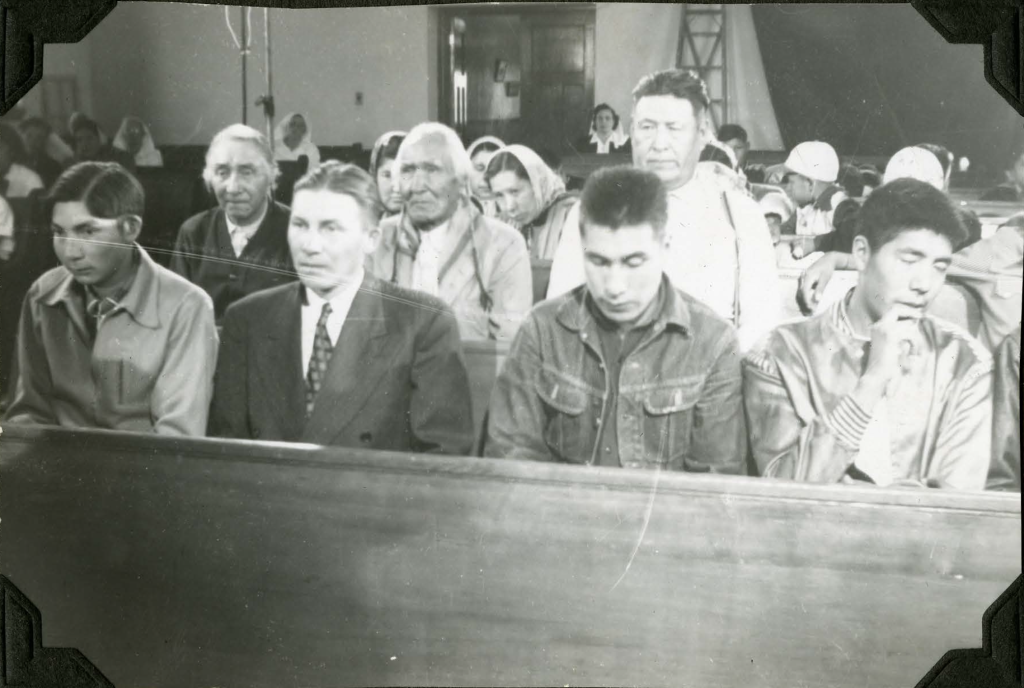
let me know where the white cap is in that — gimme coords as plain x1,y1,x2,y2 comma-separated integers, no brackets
883,146,945,190
783,141,840,183
759,191,795,223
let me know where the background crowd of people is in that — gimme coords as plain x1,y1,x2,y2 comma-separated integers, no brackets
1,66,1020,494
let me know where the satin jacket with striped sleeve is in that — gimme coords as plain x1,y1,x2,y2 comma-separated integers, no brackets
742,290,993,490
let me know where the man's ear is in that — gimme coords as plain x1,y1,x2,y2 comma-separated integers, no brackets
851,235,871,271
118,215,143,243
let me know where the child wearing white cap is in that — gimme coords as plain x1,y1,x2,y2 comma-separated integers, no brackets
781,141,848,237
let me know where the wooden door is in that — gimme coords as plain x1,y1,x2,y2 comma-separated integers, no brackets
519,10,595,155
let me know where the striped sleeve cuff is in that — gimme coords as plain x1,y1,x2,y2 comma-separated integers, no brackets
825,395,873,450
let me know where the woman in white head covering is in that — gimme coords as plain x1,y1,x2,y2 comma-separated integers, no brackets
273,113,321,169
369,130,407,218
883,146,945,190
466,136,505,218
576,103,631,155
113,116,164,167
484,144,577,260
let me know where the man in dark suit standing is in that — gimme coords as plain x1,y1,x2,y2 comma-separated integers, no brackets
209,161,475,454
171,124,296,320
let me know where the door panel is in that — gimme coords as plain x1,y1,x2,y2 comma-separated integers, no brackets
440,6,595,154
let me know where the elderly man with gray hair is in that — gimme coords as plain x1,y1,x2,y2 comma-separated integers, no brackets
369,122,532,341
171,123,296,320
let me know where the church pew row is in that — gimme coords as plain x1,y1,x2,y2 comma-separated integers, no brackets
1,425,1018,687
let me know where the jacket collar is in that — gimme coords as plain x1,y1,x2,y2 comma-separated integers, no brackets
554,275,691,335
41,244,162,329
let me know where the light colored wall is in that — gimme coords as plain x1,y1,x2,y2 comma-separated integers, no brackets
594,3,681,134
58,2,435,147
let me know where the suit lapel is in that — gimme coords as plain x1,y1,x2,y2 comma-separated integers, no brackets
255,283,307,440
301,275,396,444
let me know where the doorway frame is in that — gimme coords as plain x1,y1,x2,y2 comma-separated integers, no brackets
435,3,597,140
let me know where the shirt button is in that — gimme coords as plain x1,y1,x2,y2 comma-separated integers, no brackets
595,418,602,426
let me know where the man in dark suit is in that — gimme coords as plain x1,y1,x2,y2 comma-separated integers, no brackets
171,124,296,320
209,161,475,454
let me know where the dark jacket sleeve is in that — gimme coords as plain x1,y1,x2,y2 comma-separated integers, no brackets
170,216,199,282
483,314,557,462
988,328,1020,491
408,304,475,455
207,301,250,438
4,288,57,425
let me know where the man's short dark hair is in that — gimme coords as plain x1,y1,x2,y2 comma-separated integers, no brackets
837,164,866,198
632,69,710,116
579,166,667,237
855,177,965,251
717,124,748,143
48,162,145,224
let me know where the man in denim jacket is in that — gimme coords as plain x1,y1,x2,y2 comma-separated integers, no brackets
485,166,746,472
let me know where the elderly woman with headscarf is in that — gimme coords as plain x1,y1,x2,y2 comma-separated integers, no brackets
484,144,577,261
113,116,164,167
369,130,407,218
273,112,320,169
575,103,631,155
466,136,505,217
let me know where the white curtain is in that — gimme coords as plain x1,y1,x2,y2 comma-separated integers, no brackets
725,5,784,151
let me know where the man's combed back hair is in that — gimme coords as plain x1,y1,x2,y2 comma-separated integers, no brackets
856,177,965,251
48,162,145,222
579,166,668,237
294,161,383,228
203,123,278,187
632,69,710,114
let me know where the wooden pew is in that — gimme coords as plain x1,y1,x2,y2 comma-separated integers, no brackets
1,425,1018,687
462,339,509,454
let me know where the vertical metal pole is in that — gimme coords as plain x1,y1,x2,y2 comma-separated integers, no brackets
241,6,248,125
264,8,274,148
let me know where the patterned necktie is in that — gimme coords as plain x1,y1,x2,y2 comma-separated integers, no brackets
305,303,334,418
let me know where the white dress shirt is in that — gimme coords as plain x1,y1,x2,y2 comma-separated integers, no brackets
410,219,452,297
226,204,268,258
300,270,363,375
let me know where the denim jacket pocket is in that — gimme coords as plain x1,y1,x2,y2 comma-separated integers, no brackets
638,382,703,467
537,369,595,464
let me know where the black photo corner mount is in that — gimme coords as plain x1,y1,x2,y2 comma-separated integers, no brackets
0,575,115,688
0,0,1021,114
0,0,1020,686
914,574,1023,688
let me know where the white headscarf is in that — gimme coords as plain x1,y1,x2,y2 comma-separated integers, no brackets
883,146,945,190
112,116,164,167
490,144,568,227
273,112,321,168
467,135,506,160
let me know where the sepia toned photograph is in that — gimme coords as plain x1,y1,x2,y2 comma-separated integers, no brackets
0,1,1020,686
